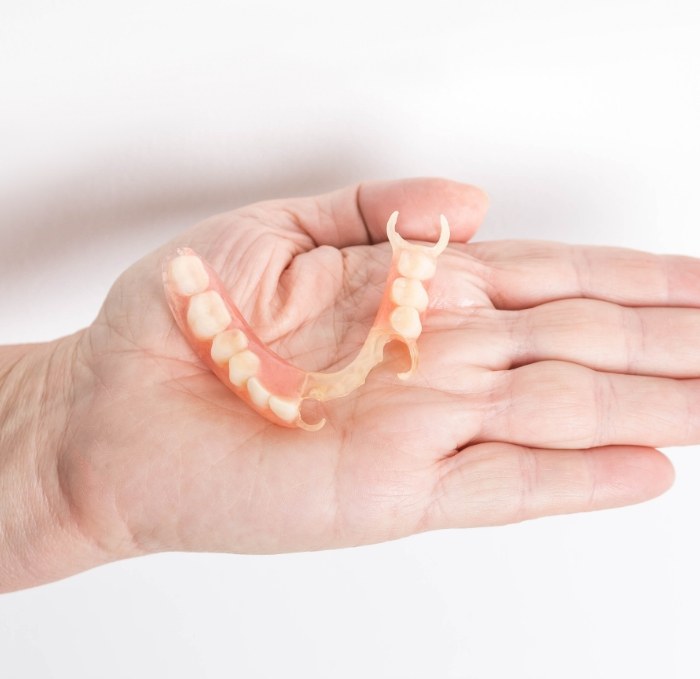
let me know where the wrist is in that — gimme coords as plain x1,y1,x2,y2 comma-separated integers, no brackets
0,333,109,593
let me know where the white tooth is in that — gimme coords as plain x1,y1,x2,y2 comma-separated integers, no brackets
397,251,436,281
269,395,300,423
211,329,248,365
228,349,260,387
389,306,422,339
247,377,271,409
187,291,232,339
168,255,209,296
390,277,428,312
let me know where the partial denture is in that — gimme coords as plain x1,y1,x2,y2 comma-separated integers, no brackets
163,212,450,431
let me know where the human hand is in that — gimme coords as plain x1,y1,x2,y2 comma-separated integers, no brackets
19,177,695,587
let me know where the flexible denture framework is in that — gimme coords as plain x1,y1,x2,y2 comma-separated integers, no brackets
163,212,450,431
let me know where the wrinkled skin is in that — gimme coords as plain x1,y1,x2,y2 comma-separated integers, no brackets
58,177,689,565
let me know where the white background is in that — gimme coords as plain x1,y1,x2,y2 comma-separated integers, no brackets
1,1,700,677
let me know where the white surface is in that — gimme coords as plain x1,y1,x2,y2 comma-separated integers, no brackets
1,1,699,677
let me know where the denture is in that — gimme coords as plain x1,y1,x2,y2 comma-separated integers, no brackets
163,212,450,431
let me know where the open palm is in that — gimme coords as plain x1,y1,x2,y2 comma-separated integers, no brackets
62,178,685,561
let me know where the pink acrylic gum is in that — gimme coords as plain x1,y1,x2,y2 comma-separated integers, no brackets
162,212,450,431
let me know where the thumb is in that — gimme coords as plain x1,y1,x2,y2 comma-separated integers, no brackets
357,176,489,245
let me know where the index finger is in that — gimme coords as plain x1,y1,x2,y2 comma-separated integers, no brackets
470,240,700,309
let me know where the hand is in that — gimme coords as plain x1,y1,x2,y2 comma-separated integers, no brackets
46,178,693,576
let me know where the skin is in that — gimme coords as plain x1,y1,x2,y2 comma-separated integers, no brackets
2,176,696,593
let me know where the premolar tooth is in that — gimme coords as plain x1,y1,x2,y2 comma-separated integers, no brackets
390,277,428,312
269,395,300,423
228,349,261,387
211,329,248,365
168,255,209,296
390,306,422,339
187,291,232,339
247,377,271,408
397,251,436,281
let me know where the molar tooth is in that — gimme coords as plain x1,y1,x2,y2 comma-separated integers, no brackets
397,251,436,281
247,377,271,409
187,291,232,339
211,329,248,365
168,255,209,296
228,349,260,387
390,277,429,312
389,306,422,339
269,395,300,423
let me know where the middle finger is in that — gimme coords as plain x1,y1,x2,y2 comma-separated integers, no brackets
427,299,700,378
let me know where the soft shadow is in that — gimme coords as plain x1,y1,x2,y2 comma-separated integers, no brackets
0,146,365,276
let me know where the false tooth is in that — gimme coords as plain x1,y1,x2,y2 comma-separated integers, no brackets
187,291,232,339
211,329,248,365
390,277,428,312
247,377,271,408
269,396,300,423
397,251,436,281
228,349,261,387
389,306,422,339
168,255,209,296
